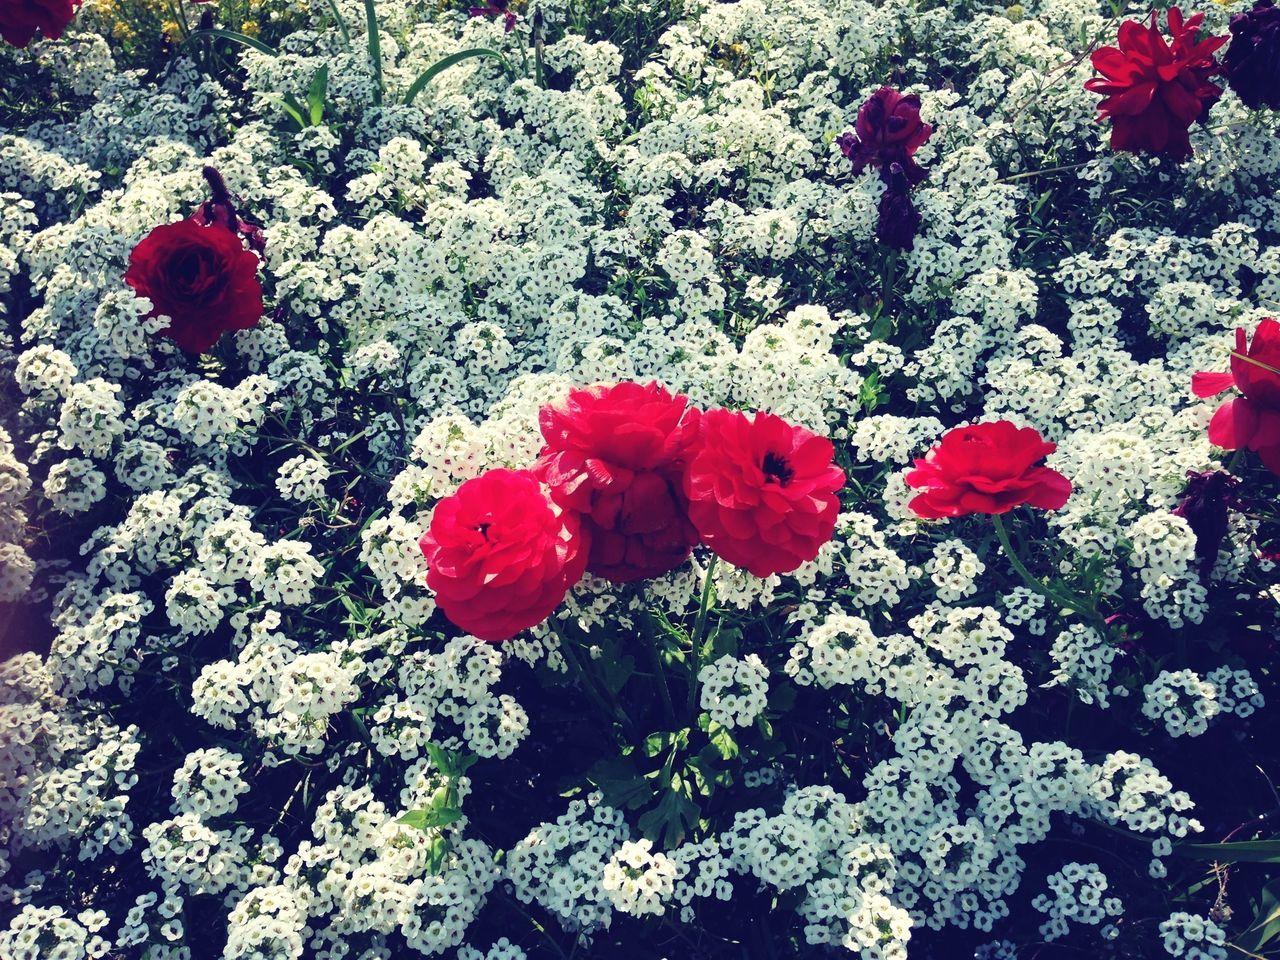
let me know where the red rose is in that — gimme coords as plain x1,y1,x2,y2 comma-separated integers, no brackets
0,0,80,48
684,409,845,578
1085,8,1227,162
906,421,1072,519
125,218,264,354
1192,319,1280,474
418,468,588,642
836,86,933,187
536,381,701,582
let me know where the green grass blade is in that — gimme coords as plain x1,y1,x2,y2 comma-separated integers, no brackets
363,0,382,107
185,28,279,57
403,48,512,105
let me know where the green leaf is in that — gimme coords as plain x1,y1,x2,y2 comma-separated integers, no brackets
706,720,739,761
397,807,463,832
1238,878,1280,953
638,774,700,848
403,48,514,105
185,28,279,57
363,0,383,106
585,757,651,810
598,653,636,697
307,64,329,126
1171,840,1280,864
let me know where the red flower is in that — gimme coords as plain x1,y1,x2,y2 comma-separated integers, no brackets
684,410,845,578
1192,319,1280,474
419,469,588,642
1085,8,1227,162
125,218,263,353
536,381,701,582
906,421,1072,519
836,87,933,187
0,0,80,48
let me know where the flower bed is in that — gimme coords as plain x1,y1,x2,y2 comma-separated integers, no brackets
1,0,1279,958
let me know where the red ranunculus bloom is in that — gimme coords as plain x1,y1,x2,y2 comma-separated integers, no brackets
125,218,264,354
836,86,933,187
536,381,701,582
1192,319,1280,474
684,409,845,578
419,468,588,642
0,0,81,48
1085,8,1228,162
906,421,1073,519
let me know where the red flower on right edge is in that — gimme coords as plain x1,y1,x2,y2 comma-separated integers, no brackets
1085,8,1228,162
1193,319,1280,475
906,421,1072,519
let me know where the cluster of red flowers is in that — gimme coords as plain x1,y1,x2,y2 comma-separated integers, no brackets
0,0,81,48
418,382,847,641
126,167,266,354
837,87,933,251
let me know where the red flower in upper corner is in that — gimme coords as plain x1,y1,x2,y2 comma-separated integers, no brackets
536,381,702,583
906,421,1073,519
684,410,845,578
0,0,81,47
125,218,264,354
1085,8,1228,163
419,469,589,642
1192,319,1280,475
469,0,517,32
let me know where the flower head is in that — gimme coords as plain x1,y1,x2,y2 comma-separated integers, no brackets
0,0,81,48
536,381,701,582
837,87,933,186
906,421,1072,519
684,410,845,578
1085,8,1227,162
469,0,517,32
1223,0,1280,110
419,469,588,642
1192,319,1280,474
125,218,264,354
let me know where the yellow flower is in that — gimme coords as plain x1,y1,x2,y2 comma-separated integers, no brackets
241,19,260,35
111,20,134,39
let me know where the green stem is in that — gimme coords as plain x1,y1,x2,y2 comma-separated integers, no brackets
643,614,677,727
991,513,1104,632
685,555,719,716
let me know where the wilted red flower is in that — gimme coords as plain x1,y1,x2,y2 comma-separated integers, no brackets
1223,0,1280,111
419,469,588,642
1172,470,1241,578
125,218,263,354
875,162,922,251
836,87,933,186
1192,319,1280,474
684,410,845,578
0,0,81,48
536,381,701,582
193,166,268,255
906,421,1072,519
1085,8,1228,162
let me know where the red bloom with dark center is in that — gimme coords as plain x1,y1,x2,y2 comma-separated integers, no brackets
1085,8,1228,162
1192,319,1280,474
418,468,588,642
0,0,80,48
836,86,933,186
906,421,1072,519
125,218,263,354
536,381,701,582
684,409,845,578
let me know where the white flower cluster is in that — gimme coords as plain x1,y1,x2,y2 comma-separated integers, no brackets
1031,862,1123,942
1159,912,1229,960
1142,666,1265,738
698,653,769,729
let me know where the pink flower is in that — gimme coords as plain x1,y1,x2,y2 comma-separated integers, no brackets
1193,319,1280,474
